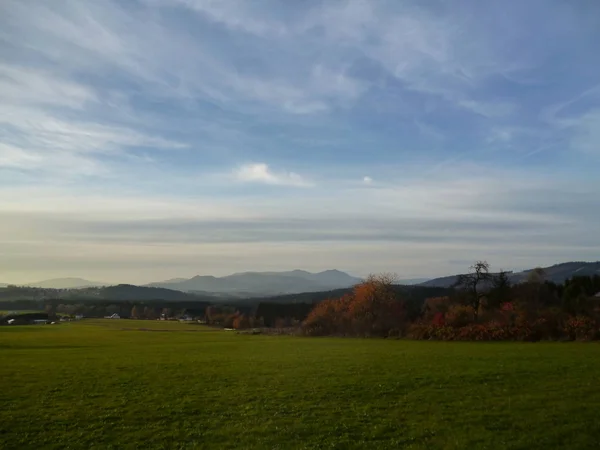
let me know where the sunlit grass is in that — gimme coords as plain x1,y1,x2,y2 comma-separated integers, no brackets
2,320,600,449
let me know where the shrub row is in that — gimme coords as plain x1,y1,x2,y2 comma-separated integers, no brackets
405,315,600,341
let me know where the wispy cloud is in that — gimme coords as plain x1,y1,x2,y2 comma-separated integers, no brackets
0,60,186,176
152,0,289,37
301,0,526,116
0,106,187,176
539,85,600,157
0,63,97,109
566,109,600,156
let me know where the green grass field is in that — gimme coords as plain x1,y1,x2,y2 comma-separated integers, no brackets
1,320,600,449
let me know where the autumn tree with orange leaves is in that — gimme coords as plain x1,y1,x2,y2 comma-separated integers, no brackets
232,313,251,330
303,274,406,337
303,294,352,336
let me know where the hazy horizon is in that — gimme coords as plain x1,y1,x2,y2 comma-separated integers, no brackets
3,260,595,287
1,1,599,284
0,268,428,286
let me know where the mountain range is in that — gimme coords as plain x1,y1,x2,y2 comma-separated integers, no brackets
5,261,599,295
419,261,600,288
147,270,362,296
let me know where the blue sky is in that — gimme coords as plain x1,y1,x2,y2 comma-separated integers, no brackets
1,0,599,283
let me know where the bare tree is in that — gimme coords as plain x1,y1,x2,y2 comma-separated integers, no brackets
454,261,491,319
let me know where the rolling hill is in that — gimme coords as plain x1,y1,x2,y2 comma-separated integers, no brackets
511,262,600,284
97,284,212,302
396,278,431,285
419,261,600,288
0,284,218,304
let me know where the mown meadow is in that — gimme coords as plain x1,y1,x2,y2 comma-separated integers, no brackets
1,320,600,449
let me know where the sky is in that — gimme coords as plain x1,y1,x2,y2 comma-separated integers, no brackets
1,0,600,284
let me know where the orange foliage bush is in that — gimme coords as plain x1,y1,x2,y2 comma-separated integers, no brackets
303,275,406,337
232,313,251,330
302,295,352,336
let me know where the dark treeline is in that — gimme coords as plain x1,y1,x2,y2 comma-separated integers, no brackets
1,283,452,325
255,302,315,327
1,299,211,320
0,284,217,321
241,288,352,305
0,284,216,303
